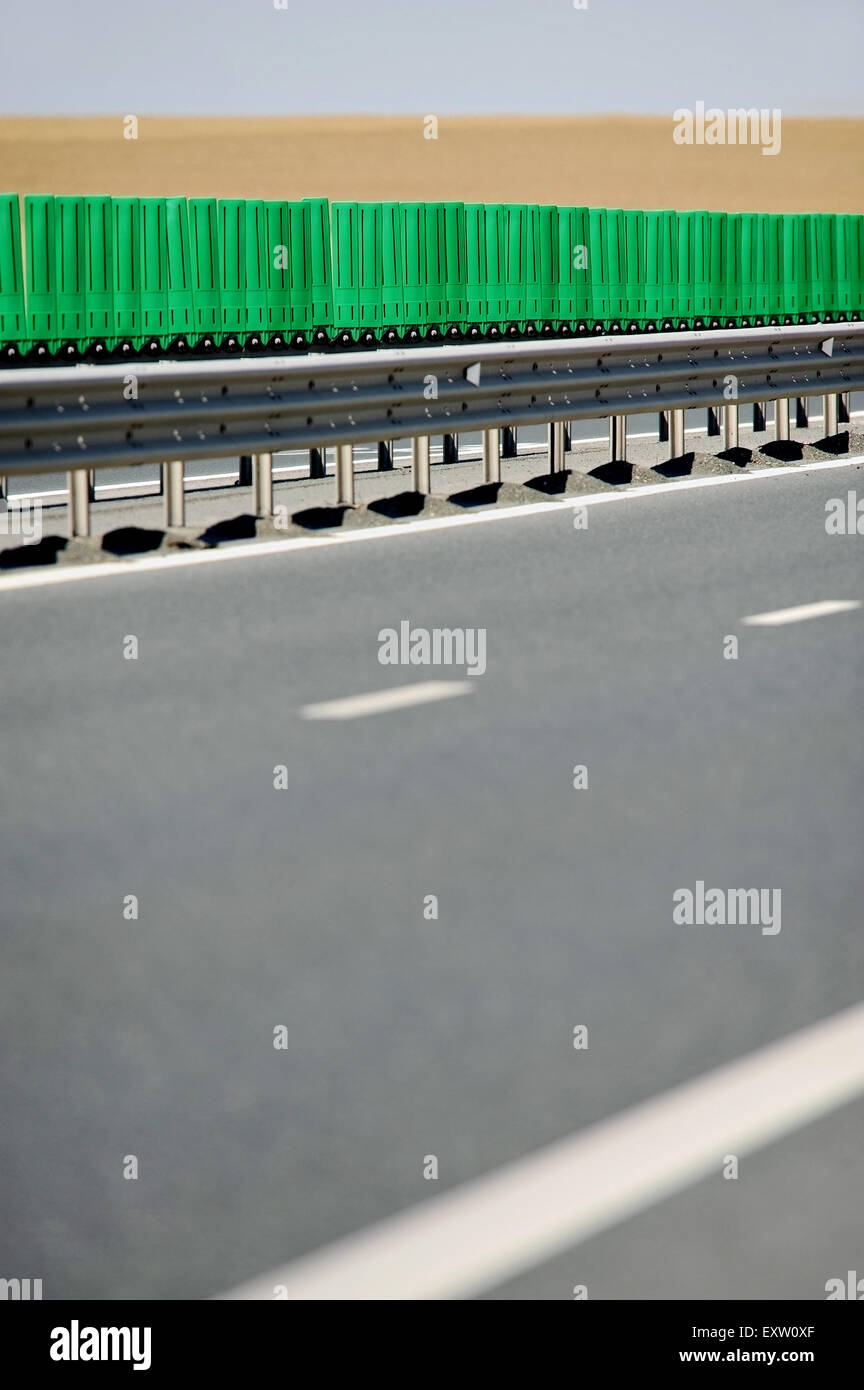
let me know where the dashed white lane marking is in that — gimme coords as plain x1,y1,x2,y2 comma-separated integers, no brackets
217,1001,864,1301
301,680,474,720
743,599,862,626
0,456,862,594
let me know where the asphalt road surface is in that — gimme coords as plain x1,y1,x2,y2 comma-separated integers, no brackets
0,460,862,1300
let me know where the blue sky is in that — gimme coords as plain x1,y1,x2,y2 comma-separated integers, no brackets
3,0,862,117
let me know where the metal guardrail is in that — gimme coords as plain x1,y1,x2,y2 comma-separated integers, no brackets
0,323,861,536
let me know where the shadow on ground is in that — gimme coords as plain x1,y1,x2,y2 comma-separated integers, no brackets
588,461,656,486
760,440,805,463
717,447,752,468
653,452,697,478
813,433,850,455
198,515,258,544
291,505,353,531
101,527,165,556
0,536,68,568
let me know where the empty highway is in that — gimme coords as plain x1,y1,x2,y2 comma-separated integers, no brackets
1,458,862,1300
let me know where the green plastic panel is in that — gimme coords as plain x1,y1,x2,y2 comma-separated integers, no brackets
282,201,312,335
442,201,466,332
54,197,86,348
111,196,141,346
588,207,613,323
785,213,808,319
555,206,591,327
534,204,558,328
762,213,783,319
304,198,333,336
331,201,359,331
139,198,169,345
602,208,627,322
331,202,383,334
0,193,27,352
25,195,57,348
400,201,446,333
623,209,646,325
218,199,246,340
465,203,505,332
187,197,221,343
504,204,528,329
814,213,837,316
165,197,195,344
676,210,698,322
836,214,864,318
401,202,425,329
739,212,763,321
381,201,404,330
357,203,384,331
803,214,823,318
243,200,269,338
645,210,677,325
701,211,727,321
84,195,114,346
263,200,291,338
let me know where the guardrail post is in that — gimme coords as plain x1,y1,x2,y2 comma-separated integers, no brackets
336,444,354,506
753,402,766,431
796,398,809,428
723,403,739,452
164,461,185,528
412,436,431,494
610,416,628,462
483,428,501,484
443,434,459,464
238,454,253,488
0,476,6,502
310,448,326,479
68,470,91,538
658,411,669,443
824,393,839,437
839,392,850,425
501,426,518,459
775,397,790,441
707,406,721,436
377,441,393,471
253,452,273,518
548,420,566,472
669,409,684,458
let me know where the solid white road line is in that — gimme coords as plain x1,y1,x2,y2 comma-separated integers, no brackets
301,680,474,720
743,599,862,626
218,1001,864,1301
1,456,862,595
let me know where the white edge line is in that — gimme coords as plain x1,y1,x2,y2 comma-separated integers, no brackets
301,681,474,719
743,599,862,626
216,1001,864,1301
1,455,862,595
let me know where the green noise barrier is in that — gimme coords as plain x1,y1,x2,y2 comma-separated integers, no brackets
0,195,861,363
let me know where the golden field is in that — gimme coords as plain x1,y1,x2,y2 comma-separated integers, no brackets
0,115,861,212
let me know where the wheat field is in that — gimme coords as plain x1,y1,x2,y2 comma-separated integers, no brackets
0,115,861,212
